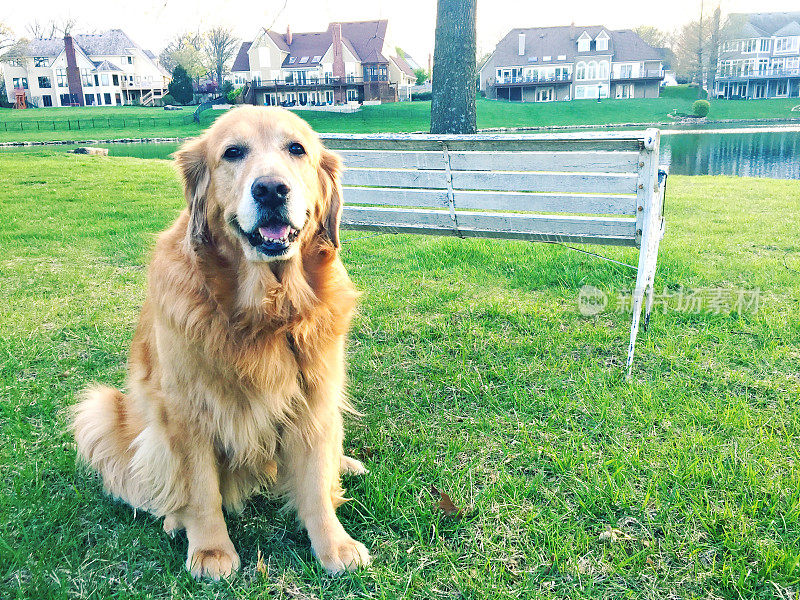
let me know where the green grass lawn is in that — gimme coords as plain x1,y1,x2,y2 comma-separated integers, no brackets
1,150,799,599
2,95,799,143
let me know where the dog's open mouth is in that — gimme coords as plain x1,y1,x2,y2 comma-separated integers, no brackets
237,219,300,257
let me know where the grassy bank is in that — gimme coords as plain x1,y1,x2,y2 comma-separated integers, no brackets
1,150,799,598
2,96,799,143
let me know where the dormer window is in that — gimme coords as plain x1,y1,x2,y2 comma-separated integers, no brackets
577,32,592,52
289,57,297,64
596,31,610,52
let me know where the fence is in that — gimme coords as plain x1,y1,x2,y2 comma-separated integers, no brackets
0,114,197,133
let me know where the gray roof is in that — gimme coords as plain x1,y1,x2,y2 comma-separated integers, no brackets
484,25,661,70
22,29,157,63
240,19,390,71
231,41,252,72
391,55,415,77
93,59,123,72
727,12,800,37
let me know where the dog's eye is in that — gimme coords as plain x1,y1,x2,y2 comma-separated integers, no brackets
223,146,246,161
288,142,306,156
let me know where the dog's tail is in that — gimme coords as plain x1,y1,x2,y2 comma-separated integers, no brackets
73,385,146,504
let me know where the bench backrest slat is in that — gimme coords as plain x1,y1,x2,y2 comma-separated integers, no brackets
342,187,636,215
338,150,641,173
344,207,638,247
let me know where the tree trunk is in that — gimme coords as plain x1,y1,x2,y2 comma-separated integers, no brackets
708,6,721,100
430,0,477,134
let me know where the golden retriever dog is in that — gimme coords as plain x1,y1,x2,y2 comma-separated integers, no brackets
73,106,370,579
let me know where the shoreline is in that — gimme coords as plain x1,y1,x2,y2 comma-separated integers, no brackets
1,116,800,147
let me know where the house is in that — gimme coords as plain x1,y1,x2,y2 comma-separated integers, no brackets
1,29,170,107
715,12,800,99
230,20,417,106
479,26,664,102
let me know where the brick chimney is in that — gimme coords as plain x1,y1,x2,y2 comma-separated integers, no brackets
331,22,345,103
64,35,84,106
285,25,292,46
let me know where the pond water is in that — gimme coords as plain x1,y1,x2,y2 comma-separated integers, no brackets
3,127,800,179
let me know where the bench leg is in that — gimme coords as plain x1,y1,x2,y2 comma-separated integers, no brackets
626,217,665,379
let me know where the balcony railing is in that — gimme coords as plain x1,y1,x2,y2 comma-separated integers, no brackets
121,79,169,90
492,73,572,85
716,67,800,80
612,69,664,80
253,76,388,88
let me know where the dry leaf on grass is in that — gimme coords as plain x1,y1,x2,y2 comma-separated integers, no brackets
256,548,267,576
430,484,462,518
599,525,634,543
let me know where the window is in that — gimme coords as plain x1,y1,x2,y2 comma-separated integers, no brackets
104,93,112,104
346,88,357,101
298,91,308,105
721,40,739,52
299,56,309,63
543,55,551,62
85,93,95,105
596,32,609,52
101,74,109,86
574,85,586,98
42,95,53,107
96,94,102,105
759,38,770,52
12,77,28,89
60,93,72,105
127,56,133,64
775,37,799,53
34,56,48,67
557,55,566,61
312,55,322,62
288,57,297,64
598,61,608,79
619,63,633,78
38,76,52,88
576,62,586,80
94,74,99,86
577,35,590,52
616,83,634,99
81,69,93,87
742,39,757,53
325,90,333,104
587,61,597,79
112,74,119,86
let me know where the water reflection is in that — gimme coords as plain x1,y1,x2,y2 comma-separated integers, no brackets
661,130,800,179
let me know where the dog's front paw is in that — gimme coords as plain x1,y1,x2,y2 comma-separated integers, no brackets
314,535,371,575
187,545,240,580
340,455,368,476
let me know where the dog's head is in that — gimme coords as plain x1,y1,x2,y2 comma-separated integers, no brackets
175,106,343,262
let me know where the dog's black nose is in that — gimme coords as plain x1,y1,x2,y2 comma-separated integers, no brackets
251,177,290,207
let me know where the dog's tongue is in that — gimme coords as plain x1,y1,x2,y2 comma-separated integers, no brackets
259,223,290,240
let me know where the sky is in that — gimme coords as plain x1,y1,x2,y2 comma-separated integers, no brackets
3,0,800,65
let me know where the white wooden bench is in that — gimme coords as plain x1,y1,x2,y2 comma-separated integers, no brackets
320,130,668,376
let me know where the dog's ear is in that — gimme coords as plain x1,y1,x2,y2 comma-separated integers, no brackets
174,137,211,248
318,147,343,249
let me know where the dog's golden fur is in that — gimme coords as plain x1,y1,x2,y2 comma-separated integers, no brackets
73,106,370,579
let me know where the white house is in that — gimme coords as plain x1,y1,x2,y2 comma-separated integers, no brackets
480,25,664,102
2,29,170,107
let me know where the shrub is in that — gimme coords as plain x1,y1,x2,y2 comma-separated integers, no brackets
220,81,234,98
227,86,243,104
161,93,175,106
692,99,710,117
411,92,431,101
168,65,193,105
